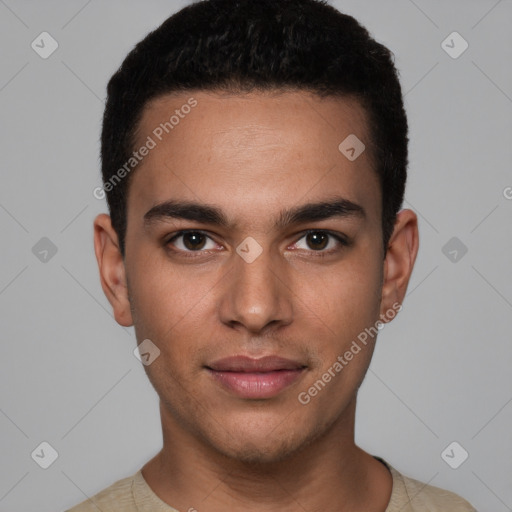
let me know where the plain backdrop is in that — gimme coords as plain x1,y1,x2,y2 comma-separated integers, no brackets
0,1,511,511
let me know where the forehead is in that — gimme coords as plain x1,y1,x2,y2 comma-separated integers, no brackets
128,89,380,231
137,89,369,150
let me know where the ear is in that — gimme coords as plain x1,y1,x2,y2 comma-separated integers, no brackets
93,213,133,327
379,209,419,322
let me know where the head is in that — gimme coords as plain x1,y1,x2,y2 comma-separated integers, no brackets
94,0,418,464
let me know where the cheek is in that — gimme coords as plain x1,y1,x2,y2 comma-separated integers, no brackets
128,266,210,393
294,259,382,411
127,252,220,346
297,256,382,343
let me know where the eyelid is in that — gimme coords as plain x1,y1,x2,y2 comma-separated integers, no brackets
165,229,221,250
298,229,349,245
289,229,349,255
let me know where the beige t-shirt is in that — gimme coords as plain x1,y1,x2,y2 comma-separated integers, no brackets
66,457,477,511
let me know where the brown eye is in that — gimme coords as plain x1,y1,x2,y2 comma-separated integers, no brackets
305,232,329,250
167,231,217,252
293,230,348,255
182,232,207,250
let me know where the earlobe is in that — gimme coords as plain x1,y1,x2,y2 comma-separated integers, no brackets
379,209,419,320
93,214,134,327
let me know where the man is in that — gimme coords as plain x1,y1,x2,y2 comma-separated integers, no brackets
69,0,476,510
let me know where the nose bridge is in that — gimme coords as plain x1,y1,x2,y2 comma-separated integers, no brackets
219,242,292,332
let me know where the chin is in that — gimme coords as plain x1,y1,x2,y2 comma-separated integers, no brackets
206,416,323,466
217,435,302,465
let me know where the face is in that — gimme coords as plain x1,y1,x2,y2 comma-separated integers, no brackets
94,90,418,464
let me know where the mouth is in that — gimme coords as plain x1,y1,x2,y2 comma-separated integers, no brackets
205,355,307,399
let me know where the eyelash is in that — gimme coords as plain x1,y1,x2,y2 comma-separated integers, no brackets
164,229,349,259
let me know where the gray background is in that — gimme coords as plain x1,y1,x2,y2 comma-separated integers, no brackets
0,1,511,511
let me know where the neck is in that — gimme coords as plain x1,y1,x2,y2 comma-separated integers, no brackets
141,398,392,512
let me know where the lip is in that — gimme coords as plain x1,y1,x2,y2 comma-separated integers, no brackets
206,356,307,399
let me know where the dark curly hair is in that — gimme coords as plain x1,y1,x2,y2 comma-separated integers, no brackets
101,0,408,257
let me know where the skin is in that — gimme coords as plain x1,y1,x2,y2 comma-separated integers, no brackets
94,89,419,511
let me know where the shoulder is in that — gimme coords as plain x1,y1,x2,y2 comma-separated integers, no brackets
381,459,477,512
65,473,137,512
398,471,477,511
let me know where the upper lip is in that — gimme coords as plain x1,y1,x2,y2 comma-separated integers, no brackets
206,355,306,372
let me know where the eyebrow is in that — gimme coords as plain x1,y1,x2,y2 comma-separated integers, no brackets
143,197,365,230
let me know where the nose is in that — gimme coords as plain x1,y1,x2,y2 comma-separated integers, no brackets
218,244,293,334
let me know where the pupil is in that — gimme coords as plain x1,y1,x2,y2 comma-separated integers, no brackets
184,233,205,250
307,232,327,250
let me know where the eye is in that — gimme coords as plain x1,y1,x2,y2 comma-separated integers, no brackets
292,230,348,254
165,229,349,259
166,230,219,253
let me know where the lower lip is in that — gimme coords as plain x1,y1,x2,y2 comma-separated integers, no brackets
207,368,306,399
